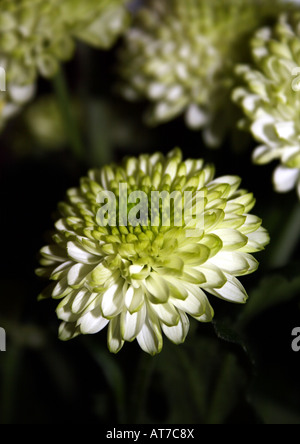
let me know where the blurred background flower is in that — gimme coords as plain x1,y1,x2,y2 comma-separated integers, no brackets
0,0,130,129
233,12,300,199
117,0,292,147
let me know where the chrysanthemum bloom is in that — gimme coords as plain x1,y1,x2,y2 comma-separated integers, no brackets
0,0,130,127
117,0,290,147
233,13,300,199
36,149,269,355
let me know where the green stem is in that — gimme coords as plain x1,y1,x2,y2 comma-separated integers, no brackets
206,353,238,425
268,203,300,269
86,100,112,167
52,69,84,159
175,347,205,421
83,340,126,424
130,353,156,424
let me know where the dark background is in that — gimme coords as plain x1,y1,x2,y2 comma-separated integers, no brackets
0,25,300,424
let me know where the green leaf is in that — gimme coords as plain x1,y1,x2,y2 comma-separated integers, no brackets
237,271,300,328
213,321,250,358
206,353,247,424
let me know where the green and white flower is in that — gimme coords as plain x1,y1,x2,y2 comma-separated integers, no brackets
0,0,130,128
233,13,300,198
37,149,269,355
117,0,290,147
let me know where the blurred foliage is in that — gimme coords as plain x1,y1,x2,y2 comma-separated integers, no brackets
0,0,300,425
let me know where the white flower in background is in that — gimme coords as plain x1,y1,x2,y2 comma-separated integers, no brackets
233,13,300,198
117,0,291,147
0,0,130,129
36,149,269,355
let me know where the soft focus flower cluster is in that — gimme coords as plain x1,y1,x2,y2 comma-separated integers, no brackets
36,149,269,355
117,0,289,147
233,13,300,199
0,0,130,129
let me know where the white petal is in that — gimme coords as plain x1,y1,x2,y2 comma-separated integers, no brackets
281,146,300,164
166,85,183,102
67,263,91,286
121,306,146,342
171,285,206,317
163,276,189,300
212,228,248,250
239,214,262,235
193,297,214,323
273,165,299,193
274,121,296,140
2,102,20,118
59,322,80,341
161,310,190,344
40,245,67,263
100,166,115,190
251,116,278,145
79,306,109,334
129,264,144,275
200,264,227,289
101,279,124,318
164,157,180,182
56,292,78,322
252,145,280,164
241,93,260,113
211,176,241,197
50,261,73,280
52,276,72,299
148,82,167,99
67,241,99,264
144,274,169,303
88,263,112,287
137,314,163,355
72,289,96,314
241,227,270,253
9,83,35,104
209,251,257,276
208,274,248,303
125,286,144,313
203,127,222,148
185,104,209,129
150,302,179,326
